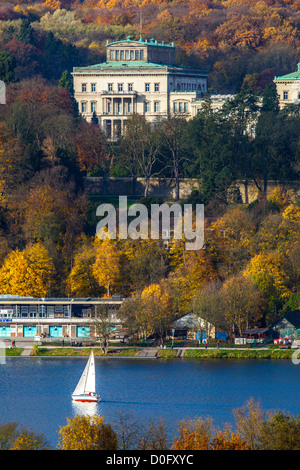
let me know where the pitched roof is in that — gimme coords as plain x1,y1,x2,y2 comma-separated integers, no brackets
283,310,300,328
171,313,213,329
275,63,300,80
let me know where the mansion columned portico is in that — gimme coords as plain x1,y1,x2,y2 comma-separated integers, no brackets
72,36,208,139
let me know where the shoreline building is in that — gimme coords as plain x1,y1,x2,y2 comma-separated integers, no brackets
274,61,300,108
0,295,123,340
72,36,208,139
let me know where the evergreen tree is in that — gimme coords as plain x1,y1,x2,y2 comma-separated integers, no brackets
91,111,99,125
253,83,280,195
17,19,34,45
0,51,16,84
58,70,73,96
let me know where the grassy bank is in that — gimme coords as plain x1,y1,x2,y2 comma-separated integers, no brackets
183,348,294,359
23,346,296,360
34,347,140,357
5,348,23,356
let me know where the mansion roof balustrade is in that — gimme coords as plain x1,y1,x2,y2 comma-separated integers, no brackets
102,90,138,96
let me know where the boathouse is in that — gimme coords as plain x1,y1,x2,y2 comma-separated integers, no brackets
0,295,124,340
268,310,300,340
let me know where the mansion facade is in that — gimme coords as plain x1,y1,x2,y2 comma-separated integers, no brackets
274,61,300,108
72,36,209,139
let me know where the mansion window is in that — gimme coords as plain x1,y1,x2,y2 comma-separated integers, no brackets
144,101,150,113
128,83,133,92
283,91,288,100
154,83,160,92
173,102,189,113
108,83,113,92
81,83,87,92
154,101,160,113
118,83,123,92
91,102,96,113
81,102,87,113
145,83,150,92
91,83,96,92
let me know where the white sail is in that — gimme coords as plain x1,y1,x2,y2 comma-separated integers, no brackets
72,351,96,396
85,351,96,394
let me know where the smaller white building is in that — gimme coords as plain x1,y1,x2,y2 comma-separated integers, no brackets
274,62,300,108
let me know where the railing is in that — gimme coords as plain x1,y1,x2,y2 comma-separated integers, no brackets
102,90,137,96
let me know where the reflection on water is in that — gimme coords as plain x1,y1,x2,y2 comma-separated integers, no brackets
72,401,99,417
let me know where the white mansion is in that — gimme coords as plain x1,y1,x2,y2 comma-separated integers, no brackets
72,36,210,139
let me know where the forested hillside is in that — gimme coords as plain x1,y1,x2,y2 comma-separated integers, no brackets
0,0,298,339
0,0,300,90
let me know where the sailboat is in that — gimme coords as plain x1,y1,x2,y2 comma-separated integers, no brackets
72,351,100,403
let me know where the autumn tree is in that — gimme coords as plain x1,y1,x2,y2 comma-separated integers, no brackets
92,238,121,297
57,415,117,450
244,251,292,321
172,417,214,450
259,412,300,450
121,115,162,197
67,238,102,297
0,422,49,450
211,431,249,450
192,280,225,337
221,274,266,336
207,207,256,277
160,115,188,200
141,282,174,343
168,249,217,314
73,120,110,175
117,292,144,341
120,239,168,293
233,398,266,450
0,242,55,297
137,419,169,451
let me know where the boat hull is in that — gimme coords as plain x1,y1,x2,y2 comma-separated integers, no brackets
72,394,100,403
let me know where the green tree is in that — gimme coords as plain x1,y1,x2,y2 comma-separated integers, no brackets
253,83,280,195
184,100,235,205
17,19,34,45
0,51,16,84
58,70,73,96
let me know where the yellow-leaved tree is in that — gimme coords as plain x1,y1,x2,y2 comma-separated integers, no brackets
243,251,291,315
141,282,174,343
57,415,117,450
0,242,55,297
168,250,217,314
67,239,102,297
92,237,120,297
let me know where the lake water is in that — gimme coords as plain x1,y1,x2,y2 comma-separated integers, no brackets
1,356,299,449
